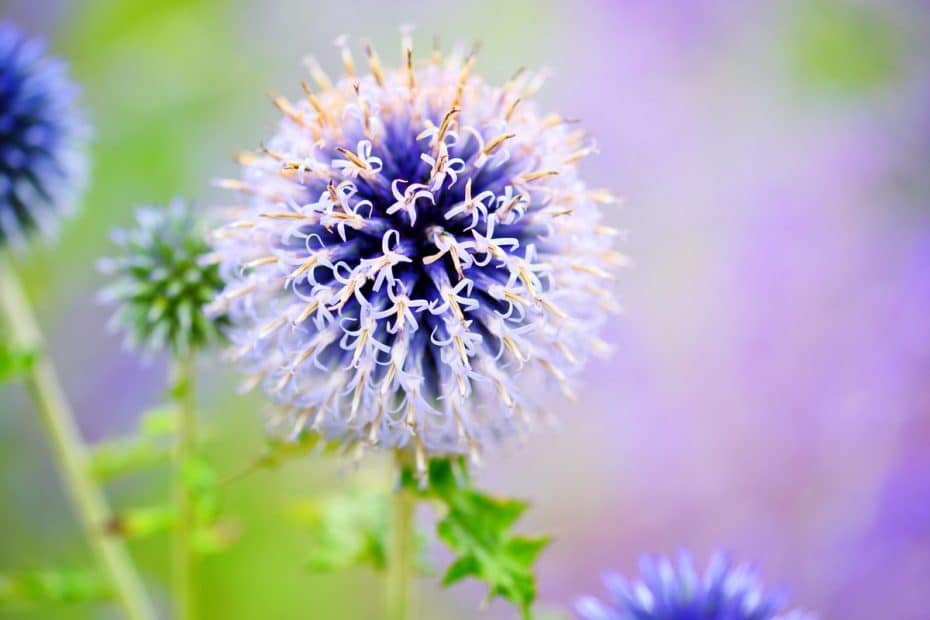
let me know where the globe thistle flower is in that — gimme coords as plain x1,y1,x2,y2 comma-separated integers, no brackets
0,22,88,246
576,551,816,620
98,199,226,354
208,34,624,462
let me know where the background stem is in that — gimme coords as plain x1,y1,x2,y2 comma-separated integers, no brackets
171,352,197,620
0,251,155,620
387,450,417,620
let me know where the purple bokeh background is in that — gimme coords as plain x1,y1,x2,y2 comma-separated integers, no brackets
1,0,928,618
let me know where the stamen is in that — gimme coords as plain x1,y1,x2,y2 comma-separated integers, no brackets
353,82,372,136
564,146,597,165
571,262,614,280
271,95,305,126
286,255,320,284
303,55,334,91
452,55,476,108
258,211,311,221
335,146,369,170
225,283,256,299
518,169,559,183
335,35,356,78
351,327,370,366
537,296,567,319
436,106,460,145
300,81,333,126
364,43,385,86
243,256,278,270
294,299,320,325
482,132,516,156
504,97,522,122
259,316,288,339
405,47,415,91
587,189,617,204
260,145,286,161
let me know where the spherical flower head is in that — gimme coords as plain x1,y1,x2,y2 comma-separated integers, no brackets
208,34,624,459
576,551,817,620
0,22,88,247
99,198,226,354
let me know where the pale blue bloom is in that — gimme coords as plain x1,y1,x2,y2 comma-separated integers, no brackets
208,36,622,460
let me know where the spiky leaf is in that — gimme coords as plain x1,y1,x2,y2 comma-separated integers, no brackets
424,459,550,619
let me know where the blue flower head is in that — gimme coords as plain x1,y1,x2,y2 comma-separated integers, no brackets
208,33,624,463
576,551,816,620
0,22,88,246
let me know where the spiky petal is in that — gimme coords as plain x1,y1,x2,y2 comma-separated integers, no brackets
209,35,623,459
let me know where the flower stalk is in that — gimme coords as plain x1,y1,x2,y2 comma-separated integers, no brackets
171,352,197,620
0,250,155,620
387,451,417,620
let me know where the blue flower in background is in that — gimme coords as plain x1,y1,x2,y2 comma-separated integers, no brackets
208,34,624,462
0,22,88,246
576,551,815,620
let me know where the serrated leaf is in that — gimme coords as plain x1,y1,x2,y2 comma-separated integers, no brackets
442,554,480,585
0,569,110,605
0,344,35,384
425,458,550,620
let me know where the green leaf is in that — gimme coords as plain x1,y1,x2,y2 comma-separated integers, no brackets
88,405,176,481
0,569,110,605
0,344,35,384
181,455,221,526
425,458,550,620
105,505,176,540
192,520,241,555
139,404,179,437
89,438,170,482
289,491,390,572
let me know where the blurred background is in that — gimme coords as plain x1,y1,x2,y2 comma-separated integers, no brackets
2,0,929,618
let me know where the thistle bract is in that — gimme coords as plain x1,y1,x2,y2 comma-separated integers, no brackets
209,35,623,458
576,551,816,620
0,22,87,246
99,199,225,354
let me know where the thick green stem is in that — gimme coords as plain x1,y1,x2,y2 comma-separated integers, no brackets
0,252,155,620
171,353,196,620
386,451,417,620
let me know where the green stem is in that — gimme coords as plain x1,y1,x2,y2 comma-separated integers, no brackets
387,450,416,620
171,353,196,620
0,251,155,620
